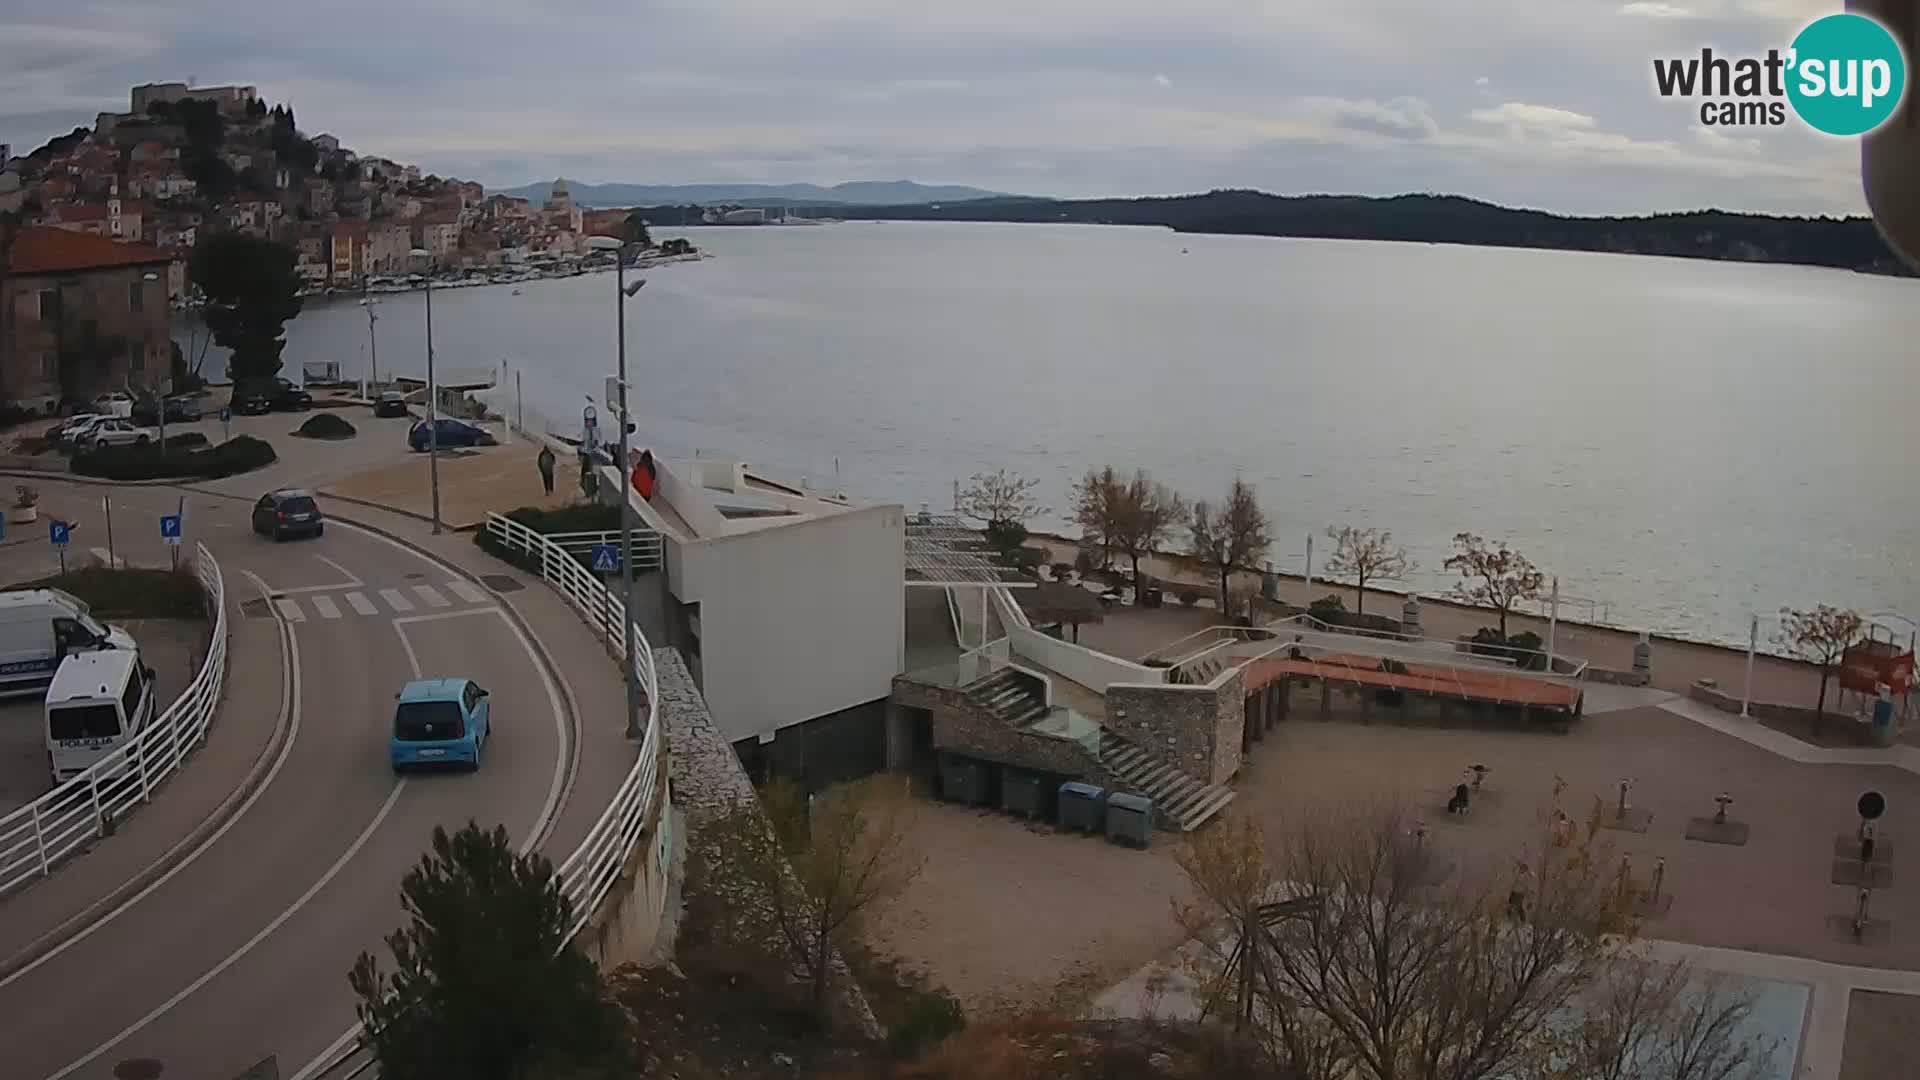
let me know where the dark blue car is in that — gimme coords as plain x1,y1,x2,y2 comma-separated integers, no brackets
408,418,491,452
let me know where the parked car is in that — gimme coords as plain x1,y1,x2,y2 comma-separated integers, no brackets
75,419,160,449
233,378,311,414
232,384,275,415
91,392,133,419
373,391,409,418
408,417,492,452
251,489,325,541
132,395,205,425
268,378,314,411
49,413,108,446
389,677,492,773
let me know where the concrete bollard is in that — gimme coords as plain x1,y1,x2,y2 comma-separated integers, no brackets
1403,596,1421,634
1632,632,1652,677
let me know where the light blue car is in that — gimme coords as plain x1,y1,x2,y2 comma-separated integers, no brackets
390,677,491,773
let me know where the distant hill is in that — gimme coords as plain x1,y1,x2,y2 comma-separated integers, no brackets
494,179,1014,208
809,190,1912,276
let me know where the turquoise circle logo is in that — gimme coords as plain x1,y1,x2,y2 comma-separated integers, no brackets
1786,13,1908,136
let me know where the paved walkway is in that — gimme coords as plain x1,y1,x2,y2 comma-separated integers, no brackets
320,439,581,530
1033,538,1848,712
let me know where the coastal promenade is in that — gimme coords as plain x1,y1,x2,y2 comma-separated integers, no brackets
1030,537,1848,715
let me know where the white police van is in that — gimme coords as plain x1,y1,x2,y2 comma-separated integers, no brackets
45,648,157,783
0,588,138,695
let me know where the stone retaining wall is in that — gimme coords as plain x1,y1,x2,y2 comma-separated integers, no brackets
1107,668,1246,785
660,650,883,1038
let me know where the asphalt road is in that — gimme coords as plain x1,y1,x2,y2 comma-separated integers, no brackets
0,495,572,1080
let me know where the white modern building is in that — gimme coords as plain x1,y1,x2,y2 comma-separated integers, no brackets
603,452,906,784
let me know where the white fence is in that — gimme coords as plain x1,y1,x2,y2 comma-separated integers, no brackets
316,514,667,1078
0,542,228,897
536,528,664,574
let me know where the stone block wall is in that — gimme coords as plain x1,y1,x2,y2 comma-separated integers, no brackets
660,649,883,1039
892,675,1099,778
1687,679,1889,746
1106,667,1246,785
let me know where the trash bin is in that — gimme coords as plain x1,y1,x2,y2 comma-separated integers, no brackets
1002,770,1045,819
1141,587,1164,609
1058,781,1107,833
940,755,989,806
1105,792,1154,848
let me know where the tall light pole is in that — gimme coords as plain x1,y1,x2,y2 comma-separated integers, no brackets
409,249,441,534
588,234,646,739
358,292,380,394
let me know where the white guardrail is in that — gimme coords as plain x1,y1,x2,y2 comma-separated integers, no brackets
0,541,228,897
315,513,665,1079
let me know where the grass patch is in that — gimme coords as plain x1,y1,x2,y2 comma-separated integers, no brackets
9,566,207,619
74,435,277,481
294,412,357,440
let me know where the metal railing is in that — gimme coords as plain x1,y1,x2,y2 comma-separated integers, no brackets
314,514,665,1079
535,528,664,573
0,542,228,897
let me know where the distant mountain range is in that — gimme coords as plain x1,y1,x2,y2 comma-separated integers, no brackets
493,179,1014,208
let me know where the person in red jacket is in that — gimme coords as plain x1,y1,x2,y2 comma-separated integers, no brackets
630,449,657,501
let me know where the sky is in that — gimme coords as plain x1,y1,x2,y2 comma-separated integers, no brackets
0,0,1875,215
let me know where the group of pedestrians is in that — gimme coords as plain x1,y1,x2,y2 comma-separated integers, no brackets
533,441,657,504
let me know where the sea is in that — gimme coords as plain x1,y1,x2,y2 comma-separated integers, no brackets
202,220,1920,646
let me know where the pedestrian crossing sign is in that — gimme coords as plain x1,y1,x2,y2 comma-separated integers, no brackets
591,544,620,573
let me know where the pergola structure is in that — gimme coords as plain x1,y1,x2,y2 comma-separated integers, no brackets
905,512,1034,652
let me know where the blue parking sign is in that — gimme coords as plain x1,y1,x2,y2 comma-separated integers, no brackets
590,543,619,573
49,520,70,547
160,514,183,545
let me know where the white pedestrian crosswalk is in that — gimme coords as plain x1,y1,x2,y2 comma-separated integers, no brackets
270,581,492,623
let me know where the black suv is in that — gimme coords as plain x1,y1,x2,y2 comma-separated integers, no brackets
252,489,325,541
235,378,312,414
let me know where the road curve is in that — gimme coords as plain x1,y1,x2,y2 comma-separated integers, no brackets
0,510,573,1080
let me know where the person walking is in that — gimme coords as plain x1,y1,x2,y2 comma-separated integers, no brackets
536,445,556,496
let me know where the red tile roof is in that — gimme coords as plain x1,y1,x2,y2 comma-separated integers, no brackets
6,226,172,274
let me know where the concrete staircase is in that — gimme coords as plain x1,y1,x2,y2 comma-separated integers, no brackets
1098,731,1236,831
967,668,1050,727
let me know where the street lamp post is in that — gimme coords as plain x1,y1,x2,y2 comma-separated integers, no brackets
409,250,441,534
588,235,647,739
358,292,380,394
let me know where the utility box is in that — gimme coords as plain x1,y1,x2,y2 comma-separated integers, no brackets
940,755,990,807
1002,770,1046,819
1106,792,1155,848
1058,781,1107,833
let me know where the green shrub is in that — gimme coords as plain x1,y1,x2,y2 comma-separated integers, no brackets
9,566,207,618
294,412,357,439
472,502,634,577
1073,547,1098,573
1179,589,1200,607
73,435,276,481
1051,561,1075,579
161,431,209,450
1308,594,1347,621
887,987,967,1057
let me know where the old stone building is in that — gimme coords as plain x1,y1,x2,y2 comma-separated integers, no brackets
2,226,174,413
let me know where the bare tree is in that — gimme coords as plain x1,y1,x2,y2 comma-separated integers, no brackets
958,468,1045,557
1173,803,1769,1080
1775,605,1865,732
1114,470,1187,596
1190,478,1272,619
1444,532,1545,639
702,777,925,1023
1323,525,1414,618
1560,955,1775,1080
1069,465,1125,570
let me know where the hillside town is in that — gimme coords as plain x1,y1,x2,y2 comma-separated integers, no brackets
0,82,699,414
0,82,640,299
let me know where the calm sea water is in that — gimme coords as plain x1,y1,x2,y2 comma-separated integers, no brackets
234,221,1920,644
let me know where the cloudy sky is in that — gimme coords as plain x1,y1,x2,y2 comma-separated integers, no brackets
0,0,1871,214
